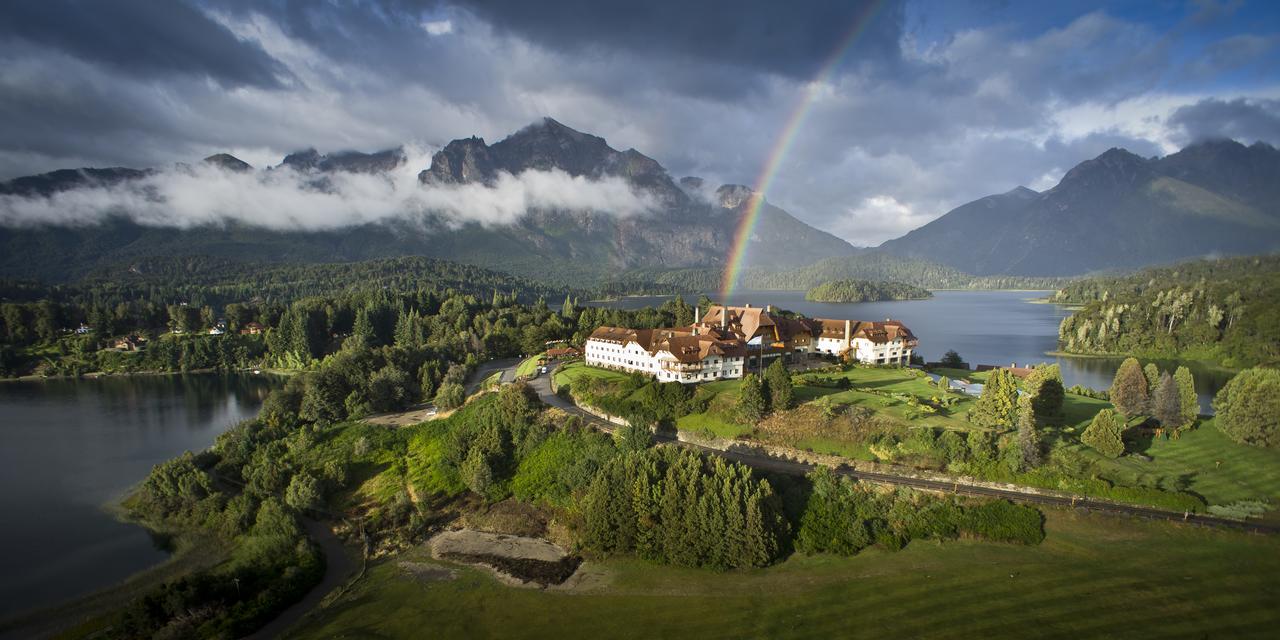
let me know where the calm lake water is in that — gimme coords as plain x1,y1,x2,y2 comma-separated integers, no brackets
0,374,275,617
590,290,1233,409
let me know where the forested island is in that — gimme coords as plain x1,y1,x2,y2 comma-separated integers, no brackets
804,279,932,303
1055,255,1280,367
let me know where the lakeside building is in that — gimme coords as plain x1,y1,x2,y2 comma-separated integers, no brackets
584,304,917,383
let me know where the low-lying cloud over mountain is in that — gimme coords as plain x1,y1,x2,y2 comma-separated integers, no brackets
0,148,656,230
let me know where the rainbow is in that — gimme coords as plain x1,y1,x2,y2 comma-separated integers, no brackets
719,0,886,300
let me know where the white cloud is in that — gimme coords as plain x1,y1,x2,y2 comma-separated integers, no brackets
0,147,655,230
421,20,454,36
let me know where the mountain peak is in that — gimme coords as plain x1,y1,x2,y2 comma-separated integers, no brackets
716,184,757,208
203,153,252,172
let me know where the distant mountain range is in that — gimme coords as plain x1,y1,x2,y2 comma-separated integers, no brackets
0,118,855,284
1,120,1277,286
878,140,1280,276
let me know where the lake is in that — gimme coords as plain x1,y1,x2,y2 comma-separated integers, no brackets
0,374,276,618
589,290,1233,409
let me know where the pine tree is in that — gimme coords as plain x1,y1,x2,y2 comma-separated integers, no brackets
739,373,768,422
1143,362,1161,395
970,369,1018,428
1016,395,1042,470
1082,408,1126,458
1109,357,1149,418
764,358,794,411
1173,366,1199,430
1152,372,1183,429
560,294,574,318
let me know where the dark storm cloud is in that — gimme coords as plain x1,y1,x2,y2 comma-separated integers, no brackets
443,0,906,81
1167,98,1280,146
0,0,286,88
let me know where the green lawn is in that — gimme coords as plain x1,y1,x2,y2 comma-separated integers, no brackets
286,509,1280,639
552,361,630,390
1076,419,1280,510
515,353,544,378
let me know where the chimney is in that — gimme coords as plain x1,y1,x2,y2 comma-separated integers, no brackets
744,303,751,308
722,308,727,329
766,304,773,313
844,320,851,343
694,306,700,324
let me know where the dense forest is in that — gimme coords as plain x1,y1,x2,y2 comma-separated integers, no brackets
804,279,932,303
1055,256,1280,367
614,252,1077,294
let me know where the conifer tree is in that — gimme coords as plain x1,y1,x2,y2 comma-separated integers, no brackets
1025,364,1064,423
764,358,794,411
1016,395,1042,469
1152,372,1183,429
1173,366,1199,429
739,373,768,422
1109,357,1149,418
1143,362,1161,395
1082,408,1126,458
970,369,1018,428
560,294,574,318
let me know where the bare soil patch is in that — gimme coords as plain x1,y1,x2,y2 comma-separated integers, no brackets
429,529,583,588
364,404,441,427
398,561,457,583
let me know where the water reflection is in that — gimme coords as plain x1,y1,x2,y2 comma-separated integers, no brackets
0,373,278,617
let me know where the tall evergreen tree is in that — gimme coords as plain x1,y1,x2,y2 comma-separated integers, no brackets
1109,357,1149,418
970,369,1018,428
560,294,574,318
1082,408,1126,458
1173,366,1199,429
739,373,768,423
1143,362,1162,395
1152,372,1183,428
1016,395,1042,470
763,359,794,412
1025,364,1064,423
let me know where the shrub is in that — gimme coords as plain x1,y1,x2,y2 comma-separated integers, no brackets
1214,368,1280,448
1082,408,1126,458
959,499,1044,545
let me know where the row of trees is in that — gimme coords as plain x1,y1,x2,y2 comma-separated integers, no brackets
1108,357,1199,430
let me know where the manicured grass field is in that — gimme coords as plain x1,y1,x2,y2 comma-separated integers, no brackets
1080,419,1280,510
515,353,544,378
286,509,1280,639
552,361,630,389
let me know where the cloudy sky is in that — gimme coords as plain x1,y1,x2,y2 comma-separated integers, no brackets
1,0,1278,245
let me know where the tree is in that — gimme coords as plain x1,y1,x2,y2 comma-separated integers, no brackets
970,369,1018,428
1109,357,1149,418
300,368,348,424
1213,368,1280,448
1025,364,1064,423
618,420,653,453
739,373,768,422
285,472,323,513
939,350,964,368
367,364,411,413
1016,395,1042,470
1174,366,1199,430
434,382,465,410
561,294,574,319
764,359,794,411
1143,362,1161,395
462,448,494,496
1151,372,1182,429
1082,408,1126,458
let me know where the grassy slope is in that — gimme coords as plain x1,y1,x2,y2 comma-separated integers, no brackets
514,354,544,379
287,509,1280,639
567,363,1280,511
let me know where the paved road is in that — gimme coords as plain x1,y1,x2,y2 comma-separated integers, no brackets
243,519,359,640
530,363,1277,535
463,357,522,396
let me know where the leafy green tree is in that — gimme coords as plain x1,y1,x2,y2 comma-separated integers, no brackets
285,472,323,513
618,420,653,453
1016,395,1042,469
1214,368,1280,448
462,448,494,497
764,359,794,411
739,373,768,422
367,364,411,413
1151,372,1182,428
1109,357,1149,418
940,350,964,368
300,369,348,424
1082,408,1126,458
970,369,1018,428
1174,366,1199,429
434,381,465,409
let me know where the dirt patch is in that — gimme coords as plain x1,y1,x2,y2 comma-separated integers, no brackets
429,529,583,588
439,552,581,586
398,561,457,583
364,404,444,427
